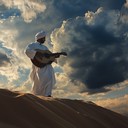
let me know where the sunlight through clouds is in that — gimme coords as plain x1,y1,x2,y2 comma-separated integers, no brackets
0,0,128,116
51,7,128,92
0,0,46,22
95,94,128,116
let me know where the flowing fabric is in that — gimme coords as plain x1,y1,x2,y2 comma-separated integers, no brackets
25,42,56,96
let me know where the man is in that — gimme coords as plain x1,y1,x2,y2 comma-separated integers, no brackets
25,30,56,97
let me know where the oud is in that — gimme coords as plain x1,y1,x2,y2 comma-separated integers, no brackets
31,49,67,68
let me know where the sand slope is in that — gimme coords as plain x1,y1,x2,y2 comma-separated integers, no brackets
0,89,128,128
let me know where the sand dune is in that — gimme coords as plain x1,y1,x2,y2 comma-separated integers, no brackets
0,89,128,128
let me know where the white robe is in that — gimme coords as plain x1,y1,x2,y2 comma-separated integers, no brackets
25,42,56,96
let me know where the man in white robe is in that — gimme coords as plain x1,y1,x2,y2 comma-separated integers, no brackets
25,30,56,97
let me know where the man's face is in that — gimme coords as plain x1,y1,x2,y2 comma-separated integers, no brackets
37,37,46,43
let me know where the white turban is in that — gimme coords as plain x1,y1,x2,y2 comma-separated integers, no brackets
35,30,46,41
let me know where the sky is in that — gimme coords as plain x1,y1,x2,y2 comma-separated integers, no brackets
0,0,128,116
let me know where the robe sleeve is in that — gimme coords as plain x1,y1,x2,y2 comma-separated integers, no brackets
25,43,37,59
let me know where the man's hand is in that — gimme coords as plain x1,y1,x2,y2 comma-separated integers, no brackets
55,54,60,58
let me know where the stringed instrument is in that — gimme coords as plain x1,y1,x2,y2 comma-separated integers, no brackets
31,49,67,68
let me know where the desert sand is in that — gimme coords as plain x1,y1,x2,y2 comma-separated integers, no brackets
0,89,128,128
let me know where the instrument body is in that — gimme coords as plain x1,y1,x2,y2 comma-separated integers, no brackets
31,49,67,68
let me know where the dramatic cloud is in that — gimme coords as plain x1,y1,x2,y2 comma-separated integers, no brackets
0,0,126,53
51,7,128,91
0,0,128,94
0,0,46,22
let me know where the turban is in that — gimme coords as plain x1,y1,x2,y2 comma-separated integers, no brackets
35,30,46,41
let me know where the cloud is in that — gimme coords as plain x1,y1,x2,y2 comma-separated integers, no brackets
53,79,128,116
43,0,126,20
0,0,46,22
98,0,126,10
53,72,85,92
124,0,128,8
0,51,10,66
0,41,28,86
119,2,128,24
95,94,128,116
0,0,125,30
51,7,128,92
12,79,32,93
0,0,126,54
